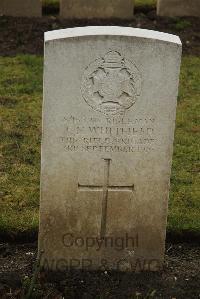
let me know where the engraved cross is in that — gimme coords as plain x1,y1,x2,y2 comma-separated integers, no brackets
78,159,134,238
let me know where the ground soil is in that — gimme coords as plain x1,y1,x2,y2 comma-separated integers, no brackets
0,8,200,56
0,242,200,298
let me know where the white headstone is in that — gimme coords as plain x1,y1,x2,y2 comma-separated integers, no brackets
39,26,182,272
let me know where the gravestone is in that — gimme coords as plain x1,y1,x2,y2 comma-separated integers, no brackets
157,0,200,17
60,0,134,19
39,26,182,272
0,0,41,17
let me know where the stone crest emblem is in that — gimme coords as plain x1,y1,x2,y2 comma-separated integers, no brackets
81,51,142,116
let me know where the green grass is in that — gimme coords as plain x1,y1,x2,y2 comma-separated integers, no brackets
168,56,200,234
43,0,58,8
171,20,192,31
135,0,156,7
0,56,42,233
43,0,58,4
0,55,199,235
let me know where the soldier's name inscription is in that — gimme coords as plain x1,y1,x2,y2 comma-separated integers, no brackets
59,115,157,153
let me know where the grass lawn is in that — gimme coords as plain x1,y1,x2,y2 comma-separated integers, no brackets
135,0,156,6
0,55,200,236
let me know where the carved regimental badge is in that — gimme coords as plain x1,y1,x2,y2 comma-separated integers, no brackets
81,51,142,116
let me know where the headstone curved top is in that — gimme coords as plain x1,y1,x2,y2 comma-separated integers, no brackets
39,26,182,272
45,26,181,44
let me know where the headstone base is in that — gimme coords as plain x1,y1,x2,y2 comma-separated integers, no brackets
157,0,200,17
0,0,41,17
60,0,134,19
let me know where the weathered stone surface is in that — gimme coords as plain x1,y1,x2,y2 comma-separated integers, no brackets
157,0,200,17
39,26,182,272
0,0,41,17
60,0,134,19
